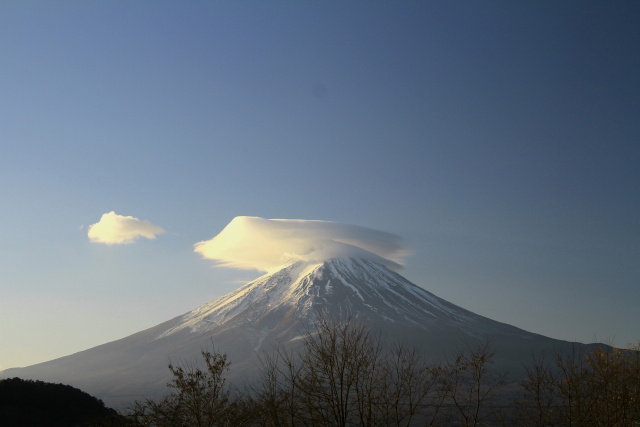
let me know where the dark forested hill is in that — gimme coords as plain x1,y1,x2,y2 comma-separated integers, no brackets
0,377,130,426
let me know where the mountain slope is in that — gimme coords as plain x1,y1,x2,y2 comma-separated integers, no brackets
2,258,589,408
159,258,544,344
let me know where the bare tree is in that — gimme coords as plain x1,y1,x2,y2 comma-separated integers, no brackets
439,342,506,427
129,348,233,427
251,315,447,427
516,353,559,426
514,341,640,427
250,348,303,427
293,316,383,426
583,343,640,426
378,342,445,427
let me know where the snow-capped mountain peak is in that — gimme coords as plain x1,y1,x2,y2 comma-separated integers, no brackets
158,257,527,342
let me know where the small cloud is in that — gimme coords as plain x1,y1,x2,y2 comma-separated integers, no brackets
194,216,408,272
88,211,165,245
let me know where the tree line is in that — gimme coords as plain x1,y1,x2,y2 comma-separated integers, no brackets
128,317,640,427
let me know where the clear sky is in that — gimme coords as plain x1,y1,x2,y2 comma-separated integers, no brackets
1,1,639,370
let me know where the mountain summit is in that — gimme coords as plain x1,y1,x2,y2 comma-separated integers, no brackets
159,258,539,347
2,257,587,408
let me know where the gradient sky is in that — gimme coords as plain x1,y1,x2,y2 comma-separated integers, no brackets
1,1,639,370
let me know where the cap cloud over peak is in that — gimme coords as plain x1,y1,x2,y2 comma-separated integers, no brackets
194,216,408,272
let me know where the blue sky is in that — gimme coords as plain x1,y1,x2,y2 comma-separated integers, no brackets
1,1,639,370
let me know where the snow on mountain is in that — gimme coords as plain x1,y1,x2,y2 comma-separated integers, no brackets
158,258,531,345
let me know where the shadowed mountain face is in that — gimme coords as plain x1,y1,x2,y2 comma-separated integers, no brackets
2,258,590,409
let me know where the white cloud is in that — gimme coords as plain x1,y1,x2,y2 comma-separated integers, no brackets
88,211,165,245
194,216,408,272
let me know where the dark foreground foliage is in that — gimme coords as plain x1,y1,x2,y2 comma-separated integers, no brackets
0,377,131,426
126,316,640,426
515,344,640,426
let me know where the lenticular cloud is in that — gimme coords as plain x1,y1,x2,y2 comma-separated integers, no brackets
194,216,408,272
88,211,165,245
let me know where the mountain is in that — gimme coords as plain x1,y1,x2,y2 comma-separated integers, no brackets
1,258,592,409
